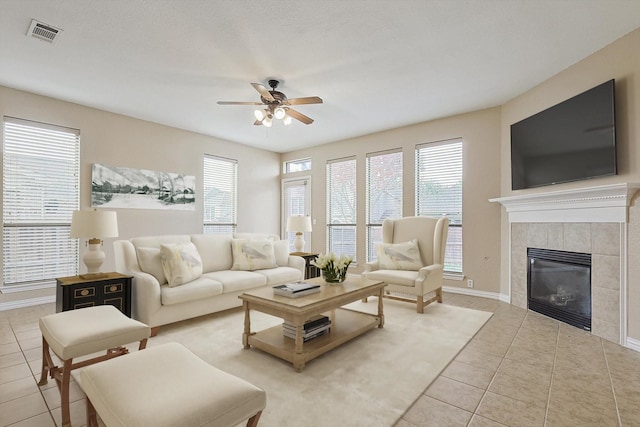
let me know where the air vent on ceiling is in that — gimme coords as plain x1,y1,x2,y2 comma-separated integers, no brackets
26,19,62,44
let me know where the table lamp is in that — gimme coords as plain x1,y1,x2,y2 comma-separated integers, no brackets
70,209,118,279
286,215,312,252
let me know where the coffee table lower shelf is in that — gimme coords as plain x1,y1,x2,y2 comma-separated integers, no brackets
246,308,381,372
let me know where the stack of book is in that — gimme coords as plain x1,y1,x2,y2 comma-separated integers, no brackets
273,282,321,298
283,315,331,342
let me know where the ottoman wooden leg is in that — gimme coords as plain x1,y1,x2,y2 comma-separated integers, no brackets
246,411,262,427
38,336,51,386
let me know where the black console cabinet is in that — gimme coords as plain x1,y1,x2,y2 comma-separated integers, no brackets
56,272,132,317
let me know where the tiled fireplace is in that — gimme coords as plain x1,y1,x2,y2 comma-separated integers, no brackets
491,183,640,345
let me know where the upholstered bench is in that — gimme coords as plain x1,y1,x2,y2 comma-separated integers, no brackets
38,305,151,427
73,342,266,427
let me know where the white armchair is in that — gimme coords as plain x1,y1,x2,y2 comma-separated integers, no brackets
363,216,449,313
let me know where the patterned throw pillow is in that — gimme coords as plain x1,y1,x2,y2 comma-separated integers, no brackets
376,239,423,271
231,239,277,271
160,242,203,287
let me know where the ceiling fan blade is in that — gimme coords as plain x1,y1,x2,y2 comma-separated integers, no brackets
217,101,263,105
286,108,314,125
251,83,275,102
286,96,323,106
253,120,263,126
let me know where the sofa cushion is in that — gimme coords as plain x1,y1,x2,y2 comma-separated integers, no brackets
190,234,233,272
131,235,190,249
160,242,203,287
376,239,423,271
233,233,278,241
160,276,223,305
364,269,419,287
253,267,302,285
231,239,277,271
273,240,289,267
136,247,167,285
202,270,266,293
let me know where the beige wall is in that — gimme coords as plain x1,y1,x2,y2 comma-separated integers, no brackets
281,107,503,294
0,86,281,304
499,28,640,340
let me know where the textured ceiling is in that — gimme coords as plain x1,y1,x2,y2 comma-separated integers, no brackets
1,1,640,153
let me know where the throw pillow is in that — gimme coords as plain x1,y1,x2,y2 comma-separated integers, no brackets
136,247,167,285
231,239,277,271
376,239,423,271
160,242,203,287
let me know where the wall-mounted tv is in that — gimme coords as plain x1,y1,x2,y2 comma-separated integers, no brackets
511,79,616,190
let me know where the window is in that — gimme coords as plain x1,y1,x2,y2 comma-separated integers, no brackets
282,178,311,251
415,139,463,273
366,149,403,261
284,158,311,173
3,117,80,289
203,155,237,234
326,157,356,260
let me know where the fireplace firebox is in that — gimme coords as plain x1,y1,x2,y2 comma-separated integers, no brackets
527,248,591,331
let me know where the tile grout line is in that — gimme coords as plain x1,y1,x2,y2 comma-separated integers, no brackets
542,320,561,427
601,339,623,427
465,310,527,427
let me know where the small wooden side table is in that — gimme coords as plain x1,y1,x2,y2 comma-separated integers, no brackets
290,252,320,280
56,272,133,317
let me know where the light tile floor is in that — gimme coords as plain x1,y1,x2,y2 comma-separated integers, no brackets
396,293,640,427
1,294,639,426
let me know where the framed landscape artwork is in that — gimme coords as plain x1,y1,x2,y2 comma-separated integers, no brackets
91,163,195,210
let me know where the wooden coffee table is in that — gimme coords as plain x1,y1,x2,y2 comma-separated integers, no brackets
239,274,385,372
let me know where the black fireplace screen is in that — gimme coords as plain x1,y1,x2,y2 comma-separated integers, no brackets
527,248,591,331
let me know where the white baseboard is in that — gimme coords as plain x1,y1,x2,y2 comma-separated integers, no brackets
442,286,507,302
0,295,55,312
626,337,640,352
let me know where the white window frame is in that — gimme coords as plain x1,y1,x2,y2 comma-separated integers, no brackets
326,156,357,261
415,138,463,274
366,148,403,262
203,154,237,234
284,158,312,174
2,117,80,292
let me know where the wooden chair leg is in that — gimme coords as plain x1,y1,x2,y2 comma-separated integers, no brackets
138,337,148,350
86,397,99,427
38,337,51,386
436,287,443,303
150,326,160,337
246,411,263,427
60,358,73,427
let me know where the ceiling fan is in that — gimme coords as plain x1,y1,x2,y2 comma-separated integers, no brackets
217,79,323,126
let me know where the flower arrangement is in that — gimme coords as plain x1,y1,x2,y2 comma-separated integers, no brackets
312,252,353,283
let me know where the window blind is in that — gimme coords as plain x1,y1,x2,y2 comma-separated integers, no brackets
366,149,403,261
203,155,237,234
3,117,80,287
415,139,463,273
326,157,356,260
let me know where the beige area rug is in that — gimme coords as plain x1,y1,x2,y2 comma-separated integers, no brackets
148,299,492,427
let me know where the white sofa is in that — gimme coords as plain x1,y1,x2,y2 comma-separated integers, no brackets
114,233,304,332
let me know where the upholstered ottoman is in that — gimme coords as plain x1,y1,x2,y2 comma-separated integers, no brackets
38,305,151,427
74,342,266,427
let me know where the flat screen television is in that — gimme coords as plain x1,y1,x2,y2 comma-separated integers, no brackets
511,79,616,190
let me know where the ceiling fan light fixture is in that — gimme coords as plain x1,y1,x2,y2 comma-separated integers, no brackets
263,115,273,127
283,115,292,126
274,107,286,120
254,109,266,121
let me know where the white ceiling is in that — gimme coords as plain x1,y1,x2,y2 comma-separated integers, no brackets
1,1,640,153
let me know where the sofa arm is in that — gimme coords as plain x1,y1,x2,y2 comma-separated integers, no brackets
288,255,306,279
364,261,380,273
128,270,162,325
415,264,444,293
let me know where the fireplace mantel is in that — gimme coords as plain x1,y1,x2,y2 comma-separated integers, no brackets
490,183,640,223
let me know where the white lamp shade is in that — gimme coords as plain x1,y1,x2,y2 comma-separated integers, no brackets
70,210,119,239
286,215,312,233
